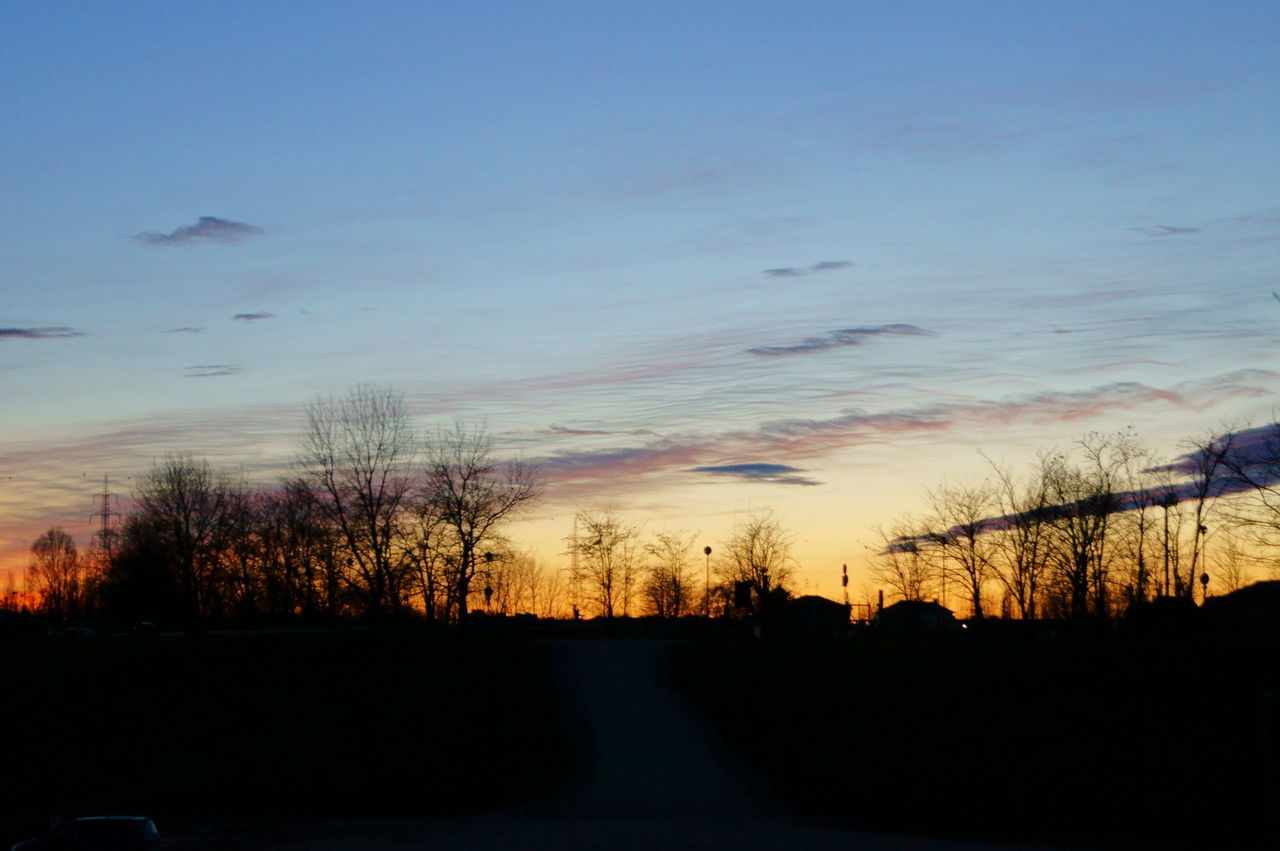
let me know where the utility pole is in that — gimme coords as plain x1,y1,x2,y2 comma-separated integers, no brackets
90,475,118,558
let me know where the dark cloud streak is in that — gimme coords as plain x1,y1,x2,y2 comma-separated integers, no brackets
690,463,820,486
763,259,854,278
136,216,263,246
1128,225,1200,237
0,327,84,340
747,324,929,357
184,364,243,377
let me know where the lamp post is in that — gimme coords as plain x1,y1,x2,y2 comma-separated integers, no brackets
481,551,495,613
1194,522,1209,604
703,546,712,618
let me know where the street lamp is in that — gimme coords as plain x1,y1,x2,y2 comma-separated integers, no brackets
703,546,712,617
481,551,495,613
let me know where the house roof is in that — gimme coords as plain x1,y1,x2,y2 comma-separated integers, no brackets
880,599,955,617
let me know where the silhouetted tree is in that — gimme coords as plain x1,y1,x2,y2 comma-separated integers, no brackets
642,530,698,617
27,528,81,620
987,459,1052,619
254,479,334,619
567,508,640,617
1176,427,1238,601
1209,529,1255,593
135,454,232,624
1111,442,1163,605
716,510,794,609
921,483,998,618
99,514,184,625
421,421,542,622
1223,422,1280,557
1039,434,1131,619
871,519,936,604
299,384,415,617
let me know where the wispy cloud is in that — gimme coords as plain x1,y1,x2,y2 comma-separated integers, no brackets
1229,210,1280,227
603,161,766,200
0,327,84,340
549,424,657,437
690,463,820,486
232,312,276,322
811,260,854,272
184,364,243,377
747,324,930,357
165,326,204,334
536,372,1277,503
136,216,263,246
1128,225,1200,237
763,259,854,278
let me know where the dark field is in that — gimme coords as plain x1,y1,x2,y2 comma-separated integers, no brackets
0,631,567,846
672,635,1280,849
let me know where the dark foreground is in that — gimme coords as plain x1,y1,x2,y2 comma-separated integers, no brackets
0,630,567,847
673,634,1280,849
5,628,1276,848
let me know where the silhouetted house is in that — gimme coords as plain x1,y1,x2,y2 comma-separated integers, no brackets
1202,580,1280,637
876,600,958,635
1122,594,1199,635
779,595,850,634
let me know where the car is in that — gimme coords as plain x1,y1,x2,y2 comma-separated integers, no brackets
10,816,161,850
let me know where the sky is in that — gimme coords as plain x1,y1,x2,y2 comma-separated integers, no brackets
3,1,1279,600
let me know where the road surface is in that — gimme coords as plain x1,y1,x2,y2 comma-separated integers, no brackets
176,640,1053,849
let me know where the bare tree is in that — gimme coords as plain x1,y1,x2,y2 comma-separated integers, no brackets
1210,530,1255,593
299,384,415,617
1176,428,1238,602
135,454,232,623
27,528,82,620
422,420,542,622
987,460,1052,619
642,530,698,618
404,499,451,621
870,519,936,604
1039,434,1135,619
567,508,640,617
1223,422,1280,553
921,483,998,619
256,479,336,620
1112,444,1163,607
220,480,264,619
716,510,795,609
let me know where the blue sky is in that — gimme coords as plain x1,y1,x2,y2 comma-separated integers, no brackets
3,1,1278,592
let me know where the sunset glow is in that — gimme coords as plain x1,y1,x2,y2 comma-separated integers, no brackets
3,2,1278,603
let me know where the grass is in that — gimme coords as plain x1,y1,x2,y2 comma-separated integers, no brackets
672,633,1280,848
0,630,567,845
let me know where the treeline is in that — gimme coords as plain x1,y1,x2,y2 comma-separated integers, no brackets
17,385,1279,628
17,384,805,628
564,508,794,620
871,425,1280,619
21,385,544,628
